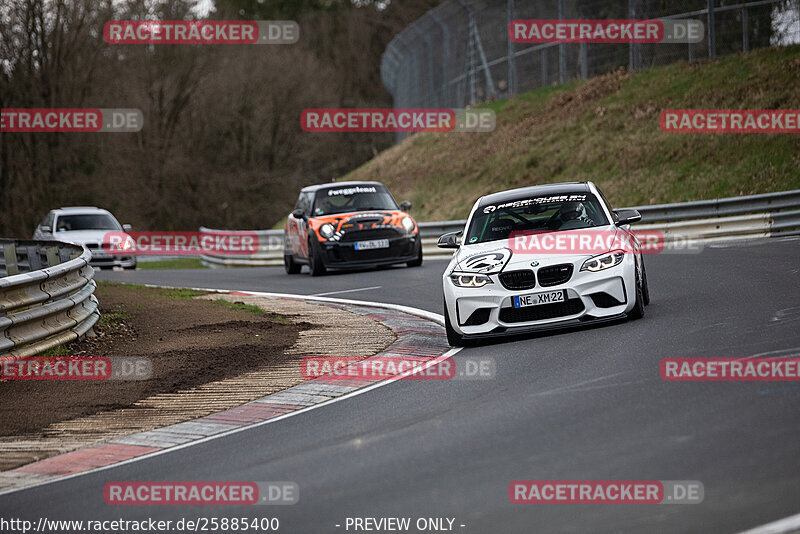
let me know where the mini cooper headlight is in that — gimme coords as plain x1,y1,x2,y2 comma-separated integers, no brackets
450,273,493,288
580,250,625,272
319,223,335,239
401,216,415,233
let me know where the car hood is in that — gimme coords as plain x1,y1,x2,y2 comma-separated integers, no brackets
452,226,623,273
51,230,120,245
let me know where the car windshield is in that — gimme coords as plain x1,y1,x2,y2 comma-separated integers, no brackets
55,214,120,232
313,185,398,216
465,193,609,245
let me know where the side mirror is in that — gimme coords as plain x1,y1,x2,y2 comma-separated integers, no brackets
400,200,412,212
40,225,52,233
437,231,461,249
292,208,306,220
614,209,642,226
122,224,132,231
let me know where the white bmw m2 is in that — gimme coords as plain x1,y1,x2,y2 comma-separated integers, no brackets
439,182,649,346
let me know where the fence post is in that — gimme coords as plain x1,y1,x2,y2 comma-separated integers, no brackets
413,24,437,108
430,10,451,107
507,0,517,96
628,0,641,72
708,0,716,59
558,0,566,83
580,42,588,79
541,47,548,87
742,7,749,53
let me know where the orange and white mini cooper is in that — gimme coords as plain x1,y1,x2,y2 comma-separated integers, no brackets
283,181,422,276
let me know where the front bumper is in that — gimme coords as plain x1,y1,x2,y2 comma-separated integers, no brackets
319,235,420,268
88,249,136,268
443,259,636,338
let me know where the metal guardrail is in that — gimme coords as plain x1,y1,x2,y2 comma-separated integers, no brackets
0,240,99,357
199,189,800,267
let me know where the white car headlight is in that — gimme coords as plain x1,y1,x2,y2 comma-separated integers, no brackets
319,223,335,239
401,216,415,233
450,273,493,288
581,250,625,272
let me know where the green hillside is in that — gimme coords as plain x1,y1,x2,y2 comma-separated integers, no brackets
346,45,800,221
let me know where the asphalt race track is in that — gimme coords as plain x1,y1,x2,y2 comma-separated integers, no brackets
3,238,800,533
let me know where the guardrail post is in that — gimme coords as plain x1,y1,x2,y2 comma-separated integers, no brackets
59,247,72,264
27,246,43,271
3,243,19,276
46,246,60,267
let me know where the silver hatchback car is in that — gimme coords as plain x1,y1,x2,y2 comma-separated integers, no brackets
33,207,137,269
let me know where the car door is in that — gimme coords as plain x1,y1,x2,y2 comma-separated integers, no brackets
287,192,312,259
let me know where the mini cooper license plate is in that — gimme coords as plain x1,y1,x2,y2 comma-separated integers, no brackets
354,239,390,251
513,290,567,308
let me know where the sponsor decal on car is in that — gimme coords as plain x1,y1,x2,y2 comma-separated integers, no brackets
482,194,588,214
458,249,512,274
327,186,377,196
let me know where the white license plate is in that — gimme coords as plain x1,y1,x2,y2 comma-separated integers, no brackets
354,239,390,250
512,290,566,308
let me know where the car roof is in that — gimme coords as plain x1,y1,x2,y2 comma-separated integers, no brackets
52,207,112,215
300,181,386,193
477,182,592,207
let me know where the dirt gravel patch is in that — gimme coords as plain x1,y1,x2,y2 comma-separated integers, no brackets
0,283,395,471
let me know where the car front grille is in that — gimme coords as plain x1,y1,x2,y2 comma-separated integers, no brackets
537,264,574,287
339,228,401,242
328,239,413,263
499,270,536,290
499,298,585,323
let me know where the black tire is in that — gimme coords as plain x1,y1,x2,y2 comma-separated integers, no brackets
444,300,465,347
308,237,326,277
284,254,301,274
641,255,650,306
627,264,645,320
407,242,423,268
123,265,136,270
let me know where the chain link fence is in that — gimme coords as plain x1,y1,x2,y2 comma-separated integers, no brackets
381,0,800,117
